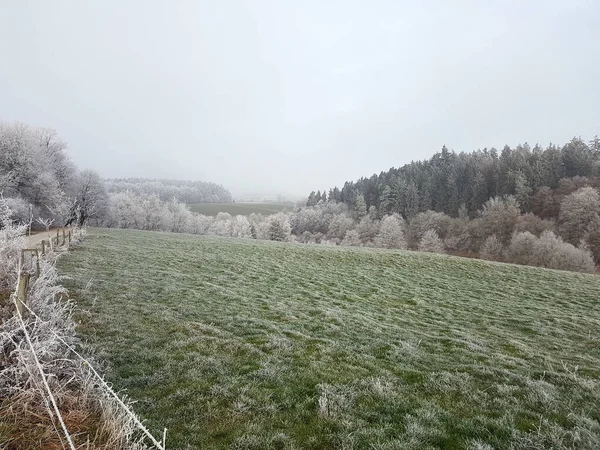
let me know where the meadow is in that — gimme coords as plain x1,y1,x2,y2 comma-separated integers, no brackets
60,229,600,449
187,202,292,216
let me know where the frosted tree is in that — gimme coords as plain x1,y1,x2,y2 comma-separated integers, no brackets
326,214,355,242
230,215,252,238
166,197,191,233
477,196,520,244
375,214,406,249
407,210,451,248
341,229,362,246
354,194,367,219
139,194,165,231
356,216,379,245
514,172,532,212
67,170,109,226
418,229,446,254
267,213,292,241
109,191,144,229
0,196,28,289
0,122,75,220
558,187,600,245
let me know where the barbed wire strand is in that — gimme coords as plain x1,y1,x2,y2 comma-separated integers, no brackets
19,298,166,450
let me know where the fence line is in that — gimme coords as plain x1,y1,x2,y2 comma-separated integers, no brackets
15,252,167,450
12,226,167,450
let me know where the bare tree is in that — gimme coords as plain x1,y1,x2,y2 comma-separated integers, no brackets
36,216,54,232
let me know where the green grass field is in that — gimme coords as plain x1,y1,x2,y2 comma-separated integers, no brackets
60,229,600,449
187,202,293,216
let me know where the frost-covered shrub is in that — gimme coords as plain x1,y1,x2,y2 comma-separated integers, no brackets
327,213,355,241
407,211,451,248
507,230,595,273
507,232,537,266
0,197,27,291
558,187,600,245
479,235,504,262
535,231,595,273
3,196,30,224
418,229,446,254
356,216,380,245
230,215,253,238
477,196,520,244
190,214,214,235
342,229,361,247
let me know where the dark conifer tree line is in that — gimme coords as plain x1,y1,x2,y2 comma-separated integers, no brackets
308,137,600,221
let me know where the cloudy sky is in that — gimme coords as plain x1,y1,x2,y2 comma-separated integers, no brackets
1,1,599,198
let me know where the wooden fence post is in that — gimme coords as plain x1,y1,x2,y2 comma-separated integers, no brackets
68,230,71,243
17,273,30,316
56,229,60,246
21,249,40,278
62,228,66,246
35,250,40,277
34,250,40,277
41,239,46,256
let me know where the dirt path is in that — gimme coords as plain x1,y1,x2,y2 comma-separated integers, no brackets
26,232,53,248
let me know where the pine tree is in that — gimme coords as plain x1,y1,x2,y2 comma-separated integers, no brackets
354,194,367,219
368,205,379,221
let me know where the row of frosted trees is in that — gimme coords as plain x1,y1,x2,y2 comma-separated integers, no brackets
101,188,597,273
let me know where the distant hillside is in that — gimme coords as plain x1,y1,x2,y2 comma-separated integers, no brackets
309,137,600,219
105,177,232,203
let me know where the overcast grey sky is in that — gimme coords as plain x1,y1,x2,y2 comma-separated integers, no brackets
1,1,599,198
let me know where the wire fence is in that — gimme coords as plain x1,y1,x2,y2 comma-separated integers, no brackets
11,229,167,450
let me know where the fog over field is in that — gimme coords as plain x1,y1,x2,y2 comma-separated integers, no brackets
1,1,599,197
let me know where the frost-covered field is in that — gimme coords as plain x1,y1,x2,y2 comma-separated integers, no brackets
60,229,600,449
